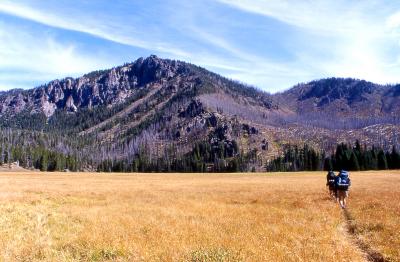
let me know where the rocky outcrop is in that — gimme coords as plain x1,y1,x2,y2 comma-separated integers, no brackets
0,55,186,117
178,99,205,118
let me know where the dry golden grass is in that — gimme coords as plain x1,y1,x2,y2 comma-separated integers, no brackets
345,171,400,262
0,171,398,261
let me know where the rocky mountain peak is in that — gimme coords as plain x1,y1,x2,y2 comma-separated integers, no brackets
0,55,193,117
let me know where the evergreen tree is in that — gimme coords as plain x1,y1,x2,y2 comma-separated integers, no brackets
39,152,48,171
323,157,333,171
390,146,400,169
349,152,360,171
377,150,388,170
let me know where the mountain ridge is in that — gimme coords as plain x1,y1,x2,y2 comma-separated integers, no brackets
0,55,276,118
0,55,399,172
2,63,399,121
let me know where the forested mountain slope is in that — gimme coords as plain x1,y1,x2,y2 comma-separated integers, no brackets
0,56,399,172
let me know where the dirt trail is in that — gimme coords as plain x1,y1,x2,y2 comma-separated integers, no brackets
342,209,388,262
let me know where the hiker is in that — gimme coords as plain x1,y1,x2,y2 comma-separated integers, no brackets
326,170,336,200
335,170,351,209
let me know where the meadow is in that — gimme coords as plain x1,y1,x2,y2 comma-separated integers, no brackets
0,171,398,261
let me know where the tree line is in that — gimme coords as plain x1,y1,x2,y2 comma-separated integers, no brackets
266,141,400,172
1,126,398,173
0,128,86,171
96,140,255,173
324,141,400,171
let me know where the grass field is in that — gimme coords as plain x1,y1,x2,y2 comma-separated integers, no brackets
0,171,398,261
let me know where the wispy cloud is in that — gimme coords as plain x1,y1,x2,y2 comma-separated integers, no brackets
216,0,380,34
1,0,309,91
0,21,111,90
1,0,400,92
0,0,190,58
162,1,315,90
216,0,400,85
183,26,309,78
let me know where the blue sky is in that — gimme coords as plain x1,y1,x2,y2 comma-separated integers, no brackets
1,0,400,93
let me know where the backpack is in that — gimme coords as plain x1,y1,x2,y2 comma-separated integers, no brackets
327,171,336,185
336,171,350,190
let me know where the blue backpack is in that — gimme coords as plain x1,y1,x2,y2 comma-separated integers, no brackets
336,171,350,190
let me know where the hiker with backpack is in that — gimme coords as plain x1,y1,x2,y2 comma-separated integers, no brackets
335,170,351,209
326,170,337,200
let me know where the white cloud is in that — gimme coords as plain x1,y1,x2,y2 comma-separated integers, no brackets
0,0,324,92
0,0,190,58
185,27,302,74
216,0,380,35
217,0,400,87
1,0,400,92
0,0,195,90
0,22,112,90
162,2,314,91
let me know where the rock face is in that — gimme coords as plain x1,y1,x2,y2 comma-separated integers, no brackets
178,100,205,118
0,55,185,117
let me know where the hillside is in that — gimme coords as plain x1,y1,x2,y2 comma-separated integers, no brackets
0,56,399,172
277,78,399,118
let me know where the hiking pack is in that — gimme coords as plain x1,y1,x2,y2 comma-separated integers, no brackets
327,171,336,186
336,170,350,190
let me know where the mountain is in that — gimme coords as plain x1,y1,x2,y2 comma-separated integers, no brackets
0,55,399,172
277,78,399,117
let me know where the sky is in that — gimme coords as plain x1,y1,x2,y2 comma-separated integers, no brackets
1,0,400,93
